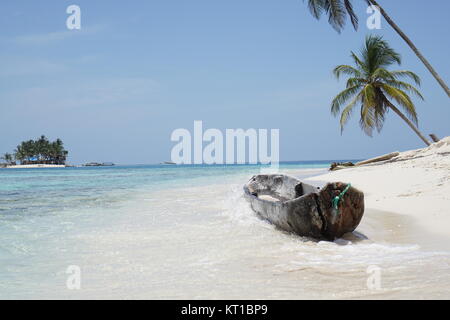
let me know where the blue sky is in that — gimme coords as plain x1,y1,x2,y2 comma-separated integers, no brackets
1,0,449,164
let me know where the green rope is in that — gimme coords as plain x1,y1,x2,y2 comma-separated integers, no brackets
332,183,351,214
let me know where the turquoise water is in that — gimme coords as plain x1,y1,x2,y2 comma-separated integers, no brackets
1,162,449,299
0,162,328,298
0,162,331,221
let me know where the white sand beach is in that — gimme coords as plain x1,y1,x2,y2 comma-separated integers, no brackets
3,164,66,169
306,137,450,249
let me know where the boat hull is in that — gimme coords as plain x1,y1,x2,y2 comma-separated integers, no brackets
244,174,364,240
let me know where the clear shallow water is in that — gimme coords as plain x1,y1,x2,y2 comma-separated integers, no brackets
1,162,449,299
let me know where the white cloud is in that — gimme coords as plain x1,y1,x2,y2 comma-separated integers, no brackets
2,77,161,113
13,24,107,45
0,58,67,77
0,54,101,77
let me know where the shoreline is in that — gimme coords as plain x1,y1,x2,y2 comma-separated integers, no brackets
2,164,67,169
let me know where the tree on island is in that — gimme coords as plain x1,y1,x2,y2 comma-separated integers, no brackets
1,153,15,165
304,0,450,97
12,135,68,165
331,35,430,146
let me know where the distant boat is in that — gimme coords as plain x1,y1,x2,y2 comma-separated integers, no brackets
161,161,176,165
83,162,115,167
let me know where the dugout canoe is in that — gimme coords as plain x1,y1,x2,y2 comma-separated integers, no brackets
243,174,364,240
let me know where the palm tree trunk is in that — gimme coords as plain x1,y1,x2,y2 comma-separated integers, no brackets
367,0,450,98
385,100,431,146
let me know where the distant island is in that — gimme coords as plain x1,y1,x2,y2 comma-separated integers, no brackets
1,135,68,168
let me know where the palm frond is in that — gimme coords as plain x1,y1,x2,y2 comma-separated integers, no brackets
390,70,421,85
304,0,359,32
372,67,396,82
362,83,376,107
363,35,401,73
307,0,326,19
343,0,358,30
340,91,361,133
359,103,375,136
350,51,367,74
331,85,361,116
359,84,388,135
346,77,366,88
324,0,346,33
384,79,424,100
381,84,418,125
333,64,362,79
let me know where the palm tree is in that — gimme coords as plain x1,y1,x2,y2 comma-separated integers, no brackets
14,146,25,164
49,139,67,164
23,140,36,163
305,0,450,98
36,135,49,163
1,153,13,164
331,35,430,146
12,136,69,165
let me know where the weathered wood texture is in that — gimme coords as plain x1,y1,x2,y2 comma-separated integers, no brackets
355,152,399,166
244,174,365,240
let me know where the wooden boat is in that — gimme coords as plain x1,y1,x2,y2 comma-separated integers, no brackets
243,174,364,240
